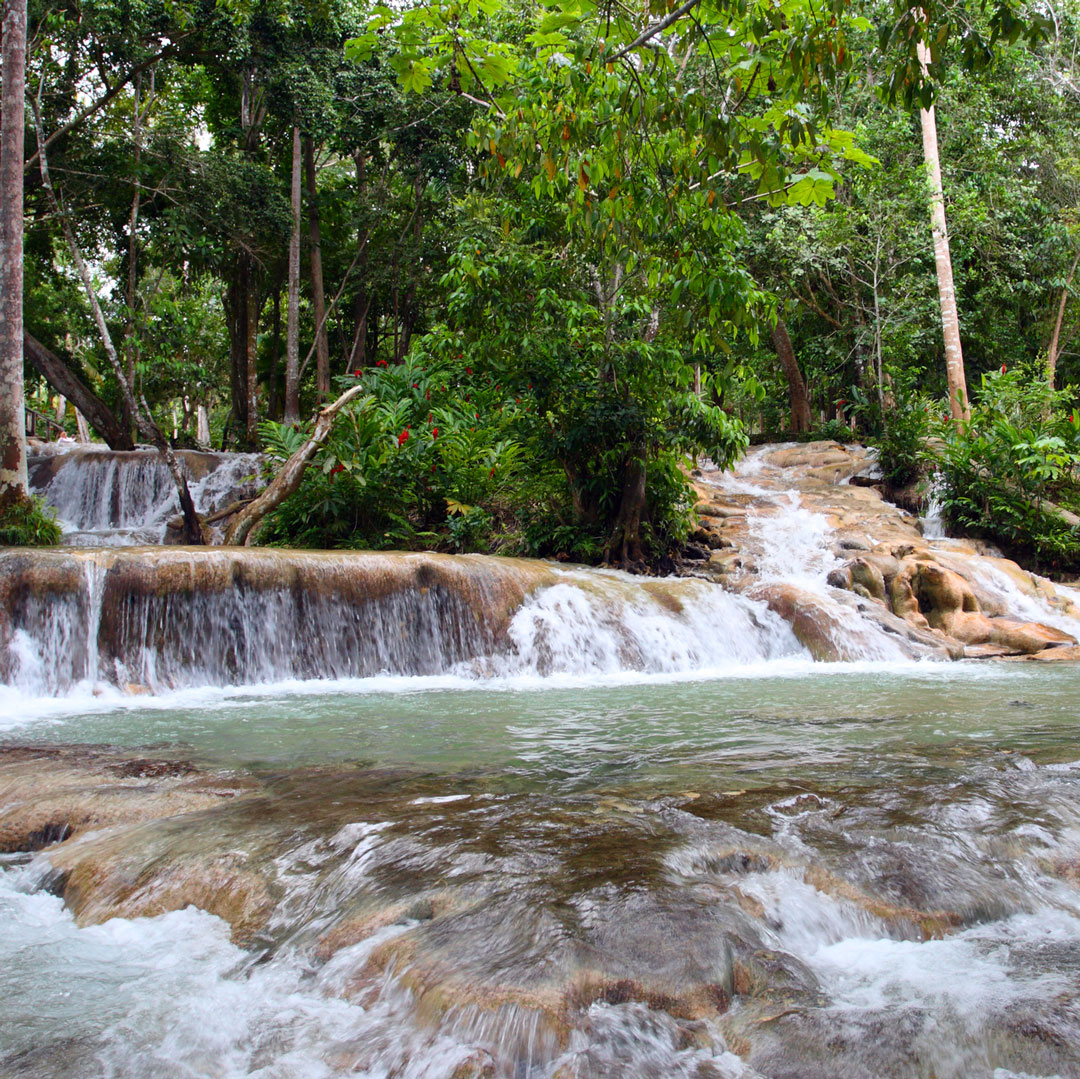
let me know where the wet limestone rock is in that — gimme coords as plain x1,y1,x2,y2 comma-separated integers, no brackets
0,745,252,854
691,441,1079,662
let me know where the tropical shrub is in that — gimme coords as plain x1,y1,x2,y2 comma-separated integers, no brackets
0,493,63,547
258,351,528,551
935,364,1080,571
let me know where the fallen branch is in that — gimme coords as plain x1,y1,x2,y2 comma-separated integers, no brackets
223,383,367,545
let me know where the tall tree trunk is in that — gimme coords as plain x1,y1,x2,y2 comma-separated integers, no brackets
222,68,266,446
284,125,302,424
604,453,647,567
770,318,812,433
245,269,258,446
304,136,330,399
0,0,28,504
268,278,282,419
1047,248,1080,389
122,71,146,442
918,41,969,422
225,256,252,441
347,151,370,372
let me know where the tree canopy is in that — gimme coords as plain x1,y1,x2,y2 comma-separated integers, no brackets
4,0,1078,563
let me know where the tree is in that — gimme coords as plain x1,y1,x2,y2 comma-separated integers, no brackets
917,38,969,421
351,0,875,561
771,317,813,432
286,125,302,423
0,0,28,506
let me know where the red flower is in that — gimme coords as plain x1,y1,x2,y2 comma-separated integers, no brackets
431,463,436,473
352,370,361,378
425,388,430,400
412,382,419,389
515,397,520,404
465,367,472,375
1001,363,1007,374
398,428,410,446
432,426,439,438
376,359,388,368
489,467,495,478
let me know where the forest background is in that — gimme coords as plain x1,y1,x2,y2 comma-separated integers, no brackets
2,0,1079,569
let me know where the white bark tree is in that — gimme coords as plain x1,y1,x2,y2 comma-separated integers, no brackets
917,40,969,422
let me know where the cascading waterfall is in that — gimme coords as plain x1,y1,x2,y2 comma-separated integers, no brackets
709,450,917,661
28,445,262,545
7,440,1080,1079
920,472,948,540
0,548,805,697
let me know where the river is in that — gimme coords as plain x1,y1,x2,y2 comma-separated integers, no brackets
3,446,1080,1078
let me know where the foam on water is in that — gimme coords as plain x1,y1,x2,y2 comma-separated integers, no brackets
0,861,757,1078
920,472,948,540
503,571,800,676
944,556,1080,639
1,551,809,701
751,492,842,588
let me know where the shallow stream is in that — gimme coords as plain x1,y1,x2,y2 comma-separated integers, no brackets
4,663,1080,1079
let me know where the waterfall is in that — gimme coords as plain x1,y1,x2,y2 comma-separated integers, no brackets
920,472,948,540
28,446,261,545
0,549,805,697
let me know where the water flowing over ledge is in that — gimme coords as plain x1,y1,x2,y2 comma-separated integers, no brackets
10,439,1080,703
28,445,261,546
0,548,803,697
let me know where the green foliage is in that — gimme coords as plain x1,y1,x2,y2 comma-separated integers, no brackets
847,369,939,488
936,364,1080,570
428,203,747,562
0,494,63,547
810,418,858,444
15,0,1076,576
259,353,527,550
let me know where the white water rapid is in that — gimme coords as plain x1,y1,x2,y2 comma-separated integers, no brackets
0,549,804,699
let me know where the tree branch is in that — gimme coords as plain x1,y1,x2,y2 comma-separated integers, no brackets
607,0,705,62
